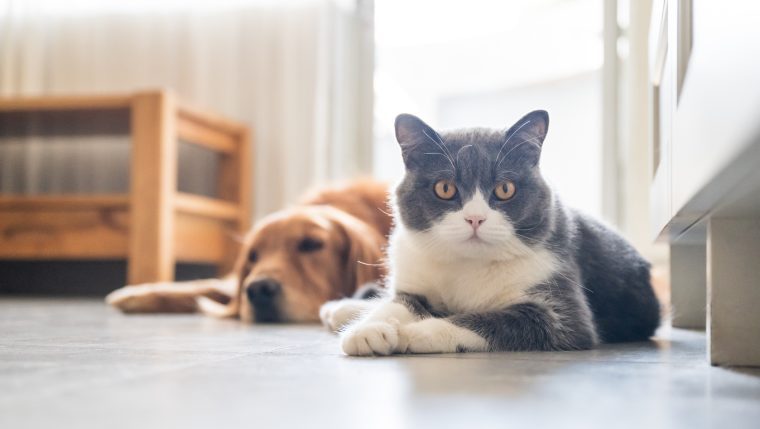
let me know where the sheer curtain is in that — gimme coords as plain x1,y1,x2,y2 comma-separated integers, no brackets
0,0,374,218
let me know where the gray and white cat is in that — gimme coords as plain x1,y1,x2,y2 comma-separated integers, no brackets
320,110,660,355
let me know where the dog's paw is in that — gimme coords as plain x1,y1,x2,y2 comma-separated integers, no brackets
319,299,368,332
340,320,400,356
105,283,179,313
105,285,156,312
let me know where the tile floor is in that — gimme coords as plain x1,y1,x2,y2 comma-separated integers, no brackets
1,298,759,429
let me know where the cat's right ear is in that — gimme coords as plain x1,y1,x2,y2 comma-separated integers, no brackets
505,110,549,147
394,114,443,161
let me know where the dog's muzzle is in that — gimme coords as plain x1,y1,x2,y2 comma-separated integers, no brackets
246,278,283,323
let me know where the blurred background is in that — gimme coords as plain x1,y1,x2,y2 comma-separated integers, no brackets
0,0,665,293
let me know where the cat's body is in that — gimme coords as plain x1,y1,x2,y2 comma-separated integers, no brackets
322,111,660,355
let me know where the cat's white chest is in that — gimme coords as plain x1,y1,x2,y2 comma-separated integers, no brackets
389,231,558,314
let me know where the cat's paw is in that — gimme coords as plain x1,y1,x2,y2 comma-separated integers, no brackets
319,299,366,332
397,318,487,354
341,320,400,356
397,321,445,354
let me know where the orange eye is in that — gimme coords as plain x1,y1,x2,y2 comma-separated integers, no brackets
494,181,516,200
434,180,457,200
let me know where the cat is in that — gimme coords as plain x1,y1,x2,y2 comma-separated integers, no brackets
320,110,661,356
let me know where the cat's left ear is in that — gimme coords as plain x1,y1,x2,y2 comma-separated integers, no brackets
505,110,549,147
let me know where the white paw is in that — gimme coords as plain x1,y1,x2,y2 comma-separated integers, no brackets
319,299,368,332
397,318,487,354
340,321,400,356
397,322,443,354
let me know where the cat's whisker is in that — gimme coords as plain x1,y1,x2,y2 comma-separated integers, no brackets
516,216,547,232
496,137,542,170
423,128,456,171
423,153,457,171
495,170,520,182
554,270,594,294
455,144,474,166
495,120,531,167
356,261,384,267
512,231,543,243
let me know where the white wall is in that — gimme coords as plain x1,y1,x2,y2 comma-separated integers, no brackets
374,71,603,219
438,71,602,219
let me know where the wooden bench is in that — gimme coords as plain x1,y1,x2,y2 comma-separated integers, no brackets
0,90,252,285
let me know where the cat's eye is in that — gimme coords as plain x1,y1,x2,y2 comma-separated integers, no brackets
297,237,324,252
494,181,516,201
434,179,457,200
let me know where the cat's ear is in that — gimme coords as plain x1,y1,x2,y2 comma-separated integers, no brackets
395,113,439,144
394,114,444,165
500,110,549,167
505,110,549,147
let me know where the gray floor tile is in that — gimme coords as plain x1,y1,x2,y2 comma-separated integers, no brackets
1,298,758,429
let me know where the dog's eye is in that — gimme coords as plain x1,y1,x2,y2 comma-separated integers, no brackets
248,249,258,263
298,237,324,252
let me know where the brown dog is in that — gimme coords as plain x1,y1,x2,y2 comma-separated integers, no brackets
106,179,391,323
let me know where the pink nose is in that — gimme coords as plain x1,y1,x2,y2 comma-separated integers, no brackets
465,215,486,229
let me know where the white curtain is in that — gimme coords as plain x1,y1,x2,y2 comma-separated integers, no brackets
0,0,374,219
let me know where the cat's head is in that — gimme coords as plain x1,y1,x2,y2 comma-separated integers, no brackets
393,110,553,261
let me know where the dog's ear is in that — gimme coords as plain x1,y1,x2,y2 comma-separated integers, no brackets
331,211,386,297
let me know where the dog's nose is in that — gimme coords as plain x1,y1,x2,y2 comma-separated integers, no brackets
465,215,486,229
246,278,282,303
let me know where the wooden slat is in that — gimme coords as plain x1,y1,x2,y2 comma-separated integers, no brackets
0,207,129,259
215,128,252,274
173,212,229,264
0,195,129,210
0,94,132,112
128,91,177,284
216,130,252,226
242,129,253,229
174,192,240,221
177,115,237,154
177,103,247,136
236,128,253,231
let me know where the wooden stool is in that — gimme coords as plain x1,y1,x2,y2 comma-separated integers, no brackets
0,90,252,285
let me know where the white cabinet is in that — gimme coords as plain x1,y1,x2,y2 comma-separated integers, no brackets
650,0,760,366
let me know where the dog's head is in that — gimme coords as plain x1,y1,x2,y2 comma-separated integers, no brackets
223,205,385,323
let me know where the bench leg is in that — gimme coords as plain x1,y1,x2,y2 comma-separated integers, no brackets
128,91,177,285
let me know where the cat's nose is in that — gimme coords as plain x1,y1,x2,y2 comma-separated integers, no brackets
465,215,486,229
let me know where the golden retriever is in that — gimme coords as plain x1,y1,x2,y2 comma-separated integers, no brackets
106,179,390,323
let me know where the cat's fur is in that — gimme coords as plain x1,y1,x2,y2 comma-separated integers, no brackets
322,110,660,355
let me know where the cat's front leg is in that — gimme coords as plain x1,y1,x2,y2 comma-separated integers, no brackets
450,300,597,351
397,318,488,354
340,300,417,356
320,298,378,332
